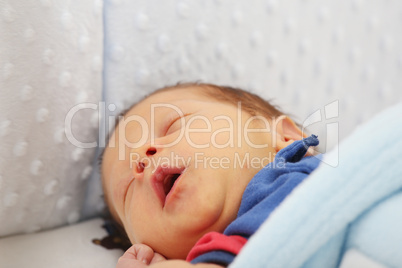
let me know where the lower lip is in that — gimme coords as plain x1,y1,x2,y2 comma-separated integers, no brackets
164,174,182,207
152,179,166,207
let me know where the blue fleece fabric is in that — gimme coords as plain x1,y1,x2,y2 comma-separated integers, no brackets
192,135,321,266
224,135,321,238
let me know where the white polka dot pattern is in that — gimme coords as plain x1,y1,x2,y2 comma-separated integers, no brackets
0,1,102,236
102,0,402,151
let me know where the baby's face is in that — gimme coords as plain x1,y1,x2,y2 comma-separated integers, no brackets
102,87,277,259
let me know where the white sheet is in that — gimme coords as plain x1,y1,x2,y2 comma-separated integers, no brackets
0,218,388,268
0,218,121,268
339,249,387,268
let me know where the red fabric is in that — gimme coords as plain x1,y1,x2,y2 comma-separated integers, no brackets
186,232,247,262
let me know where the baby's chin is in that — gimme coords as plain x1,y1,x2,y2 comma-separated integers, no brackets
140,234,198,260
132,221,217,259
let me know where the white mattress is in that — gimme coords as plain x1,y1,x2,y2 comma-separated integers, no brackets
0,217,385,268
0,218,121,268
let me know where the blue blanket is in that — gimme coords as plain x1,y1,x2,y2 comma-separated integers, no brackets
230,102,402,268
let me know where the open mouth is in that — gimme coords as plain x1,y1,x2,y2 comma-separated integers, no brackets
151,167,185,207
163,173,181,196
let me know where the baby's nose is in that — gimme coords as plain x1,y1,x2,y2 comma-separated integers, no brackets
146,147,157,156
130,143,161,177
136,161,145,173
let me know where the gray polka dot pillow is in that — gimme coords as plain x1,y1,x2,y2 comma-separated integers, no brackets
0,1,102,236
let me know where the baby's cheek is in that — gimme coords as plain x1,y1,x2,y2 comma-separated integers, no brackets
126,206,150,246
180,183,226,233
126,231,137,245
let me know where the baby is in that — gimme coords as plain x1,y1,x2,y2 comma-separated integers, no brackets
101,83,320,268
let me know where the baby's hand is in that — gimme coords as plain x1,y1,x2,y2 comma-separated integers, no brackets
116,244,166,268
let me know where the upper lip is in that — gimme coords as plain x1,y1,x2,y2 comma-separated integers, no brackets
151,166,185,207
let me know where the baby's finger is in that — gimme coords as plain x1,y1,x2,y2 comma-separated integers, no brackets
149,252,166,264
132,244,155,264
120,245,138,259
120,244,153,264
116,257,148,268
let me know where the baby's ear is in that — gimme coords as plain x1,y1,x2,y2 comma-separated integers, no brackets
274,115,305,151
